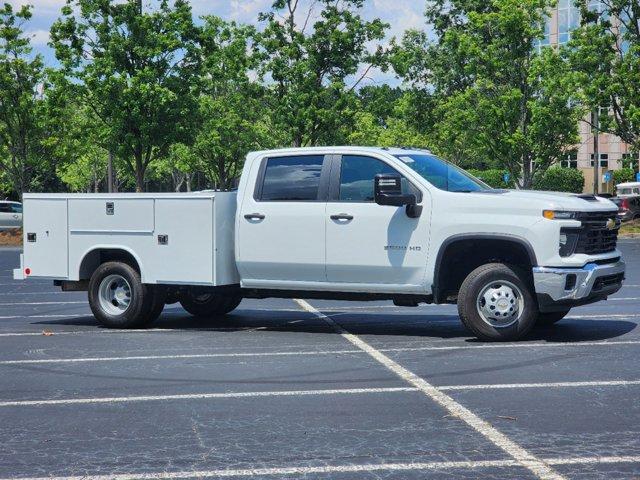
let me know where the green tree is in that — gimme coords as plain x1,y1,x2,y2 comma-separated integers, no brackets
566,0,640,152
0,3,47,198
257,0,388,147
195,17,272,190
50,0,201,192
613,167,635,185
395,0,582,187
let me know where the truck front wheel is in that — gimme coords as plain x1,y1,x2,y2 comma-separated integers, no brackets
457,263,538,341
179,291,242,317
88,261,155,328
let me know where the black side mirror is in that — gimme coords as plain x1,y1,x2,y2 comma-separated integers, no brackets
374,174,422,218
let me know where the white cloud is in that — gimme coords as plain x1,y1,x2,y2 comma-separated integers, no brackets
26,29,50,46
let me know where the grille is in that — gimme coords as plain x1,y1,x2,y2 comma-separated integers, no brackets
592,273,624,292
574,211,620,255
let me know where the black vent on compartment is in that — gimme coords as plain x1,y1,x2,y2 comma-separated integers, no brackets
574,211,620,255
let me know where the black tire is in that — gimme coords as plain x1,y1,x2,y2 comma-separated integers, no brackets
457,263,538,342
179,291,242,317
536,309,571,326
145,285,168,324
88,261,153,329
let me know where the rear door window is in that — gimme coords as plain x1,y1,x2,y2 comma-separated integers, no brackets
259,155,325,201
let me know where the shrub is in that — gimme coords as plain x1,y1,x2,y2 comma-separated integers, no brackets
533,167,584,193
613,168,636,185
466,169,515,188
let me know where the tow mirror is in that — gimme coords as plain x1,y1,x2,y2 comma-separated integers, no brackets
374,174,422,218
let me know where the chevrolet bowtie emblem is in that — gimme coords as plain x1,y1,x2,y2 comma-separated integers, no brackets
606,218,617,231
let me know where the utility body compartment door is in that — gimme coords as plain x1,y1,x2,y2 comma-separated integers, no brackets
22,198,68,278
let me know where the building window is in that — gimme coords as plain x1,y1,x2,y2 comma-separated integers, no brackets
590,153,609,168
561,150,578,168
558,0,580,44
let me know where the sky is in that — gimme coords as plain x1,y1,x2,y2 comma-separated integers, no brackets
8,0,429,86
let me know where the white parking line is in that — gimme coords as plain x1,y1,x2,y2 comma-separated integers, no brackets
2,455,637,480
0,387,416,408
2,339,640,365
439,379,640,391
0,291,62,296
295,299,566,480
0,349,362,365
0,301,86,306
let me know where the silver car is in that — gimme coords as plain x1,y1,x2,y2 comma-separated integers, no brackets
0,201,22,229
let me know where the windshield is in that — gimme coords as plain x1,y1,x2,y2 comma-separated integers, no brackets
394,154,492,192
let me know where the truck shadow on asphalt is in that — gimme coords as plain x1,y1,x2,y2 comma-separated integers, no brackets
31,309,638,343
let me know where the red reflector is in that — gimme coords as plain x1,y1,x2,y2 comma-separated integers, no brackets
24,268,31,276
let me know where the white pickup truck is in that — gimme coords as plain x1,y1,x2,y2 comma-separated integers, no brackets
14,147,625,341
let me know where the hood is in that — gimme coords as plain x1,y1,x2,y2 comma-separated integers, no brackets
499,190,618,212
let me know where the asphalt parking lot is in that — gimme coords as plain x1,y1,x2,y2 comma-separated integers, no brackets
1,242,639,480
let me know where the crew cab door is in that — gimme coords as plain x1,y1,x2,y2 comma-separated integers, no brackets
237,154,330,285
325,154,429,288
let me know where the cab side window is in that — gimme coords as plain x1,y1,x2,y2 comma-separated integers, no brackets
259,155,325,202
338,155,419,202
0,204,10,213
10,204,22,213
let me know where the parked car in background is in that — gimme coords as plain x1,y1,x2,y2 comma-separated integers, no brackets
616,182,640,197
0,201,22,229
612,196,640,222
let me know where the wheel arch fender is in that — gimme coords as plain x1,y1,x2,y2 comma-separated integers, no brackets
432,233,538,304
75,245,145,282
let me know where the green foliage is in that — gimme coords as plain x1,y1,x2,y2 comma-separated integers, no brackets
613,168,636,185
395,0,582,187
466,169,514,188
0,3,48,198
257,0,388,147
50,0,201,191
566,0,640,152
533,167,585,193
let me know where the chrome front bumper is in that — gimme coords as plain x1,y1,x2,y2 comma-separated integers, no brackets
533,260,625,309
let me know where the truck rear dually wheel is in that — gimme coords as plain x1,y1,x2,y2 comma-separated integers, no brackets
457,263,538,341
88,261,155,329
179,291,242,317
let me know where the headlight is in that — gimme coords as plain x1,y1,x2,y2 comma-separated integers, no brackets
559,228,580,257
543,210,578,220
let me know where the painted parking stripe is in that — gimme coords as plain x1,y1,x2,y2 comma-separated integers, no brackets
0,301,87,306
3,339,640,365
3,455,637,480
0,349,363,365
439,379,640,391
295,299,566,480
0,387,416,408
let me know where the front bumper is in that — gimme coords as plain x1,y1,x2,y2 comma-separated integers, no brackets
533,260,625,312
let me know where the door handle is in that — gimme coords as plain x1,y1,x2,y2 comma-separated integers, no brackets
330,214,354,221
244,213,266,220
13,215,19,219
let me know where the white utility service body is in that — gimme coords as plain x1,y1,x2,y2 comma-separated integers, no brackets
14,147,626,341
14,192,238,286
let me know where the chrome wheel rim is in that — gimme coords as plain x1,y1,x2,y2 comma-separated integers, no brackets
476,280,524,328
98,274,132,316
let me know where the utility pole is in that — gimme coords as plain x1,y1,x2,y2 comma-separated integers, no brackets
592,108,599,195
107,151,114,193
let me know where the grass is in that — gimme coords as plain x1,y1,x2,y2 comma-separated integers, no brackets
620,220,640,236
0,228,22,247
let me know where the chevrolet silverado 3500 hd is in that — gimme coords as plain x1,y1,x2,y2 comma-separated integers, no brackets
13,147,625,341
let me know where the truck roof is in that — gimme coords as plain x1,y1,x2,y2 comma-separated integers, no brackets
250,146,432,157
